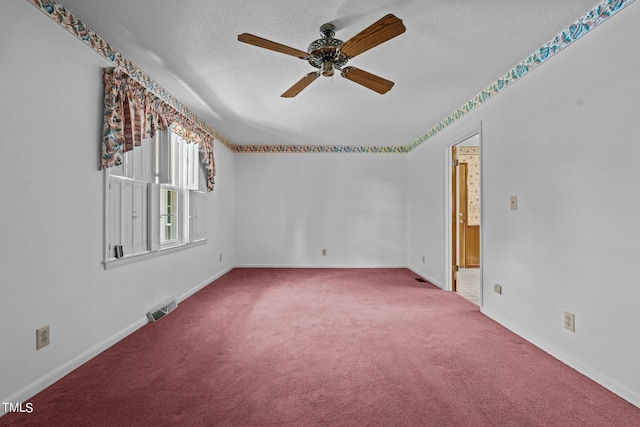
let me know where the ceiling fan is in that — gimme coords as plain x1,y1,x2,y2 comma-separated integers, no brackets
238,14,406,97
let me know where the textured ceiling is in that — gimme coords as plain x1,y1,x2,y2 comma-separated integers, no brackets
55,0,598,148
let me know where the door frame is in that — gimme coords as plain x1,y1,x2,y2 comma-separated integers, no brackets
445,122,483,301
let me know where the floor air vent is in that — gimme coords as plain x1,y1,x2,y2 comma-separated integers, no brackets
147,299,178,322
415,278,427,283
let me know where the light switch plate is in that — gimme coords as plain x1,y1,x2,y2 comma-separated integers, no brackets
510,196,518,210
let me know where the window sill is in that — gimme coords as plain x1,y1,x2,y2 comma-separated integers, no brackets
102,239,208,270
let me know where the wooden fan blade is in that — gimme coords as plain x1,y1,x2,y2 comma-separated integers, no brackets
341,67,394,94
281,72,319,98
339,14,406,58
238,33,308,59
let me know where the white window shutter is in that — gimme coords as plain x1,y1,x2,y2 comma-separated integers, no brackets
184,142,199,190
148,183,160,251
155,129,173,185
198,156,207,192
121,180,134,256
140,138,153,183
108,176,146,258
123,149,135,179
131,181,148,254
131,140,144,181
108,178,123,258
189,191,206,242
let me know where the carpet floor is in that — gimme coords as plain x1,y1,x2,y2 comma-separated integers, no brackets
2,268,639,426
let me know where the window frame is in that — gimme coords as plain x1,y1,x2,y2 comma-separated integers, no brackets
103,127,208,269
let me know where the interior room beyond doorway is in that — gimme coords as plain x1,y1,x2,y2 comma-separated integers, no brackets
452,133,481,305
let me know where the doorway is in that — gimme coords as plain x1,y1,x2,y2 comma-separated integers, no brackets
451,134,481,305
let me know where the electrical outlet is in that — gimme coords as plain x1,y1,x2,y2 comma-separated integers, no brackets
322,249,327,256
422,255,426,264
494,284,502,294
36,325,50,350
219,254,222,262
564,311,575,332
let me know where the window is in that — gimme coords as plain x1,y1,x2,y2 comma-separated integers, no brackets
160,188,178,243
104,127,207,268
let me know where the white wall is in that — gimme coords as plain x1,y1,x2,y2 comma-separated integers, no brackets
4,0,639,412
406,138,449,288
0,0,235,406
407,2,640,406
235,153,407,267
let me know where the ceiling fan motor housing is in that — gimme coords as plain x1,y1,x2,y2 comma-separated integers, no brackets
307,23,348,76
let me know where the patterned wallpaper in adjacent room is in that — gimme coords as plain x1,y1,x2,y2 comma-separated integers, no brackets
458,147,480,226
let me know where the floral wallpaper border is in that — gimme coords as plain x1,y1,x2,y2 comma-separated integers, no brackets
405,0,634,153
233,145,408,154
26,0,233,151
28,0,634,155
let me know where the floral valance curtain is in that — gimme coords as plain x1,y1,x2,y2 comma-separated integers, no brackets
100,67,215,191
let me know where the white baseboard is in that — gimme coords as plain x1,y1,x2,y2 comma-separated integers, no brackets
1,266,234,417
481,307,640,409
407,265,445,289
176,265,234,303
1,316,148,416
233,263,407,269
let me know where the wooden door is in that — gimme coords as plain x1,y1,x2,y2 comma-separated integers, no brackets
451,146,469,291
456,162,468,269
465,225,480,268
452,140,482,302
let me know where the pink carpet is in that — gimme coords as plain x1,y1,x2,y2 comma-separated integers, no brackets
2,268,639,426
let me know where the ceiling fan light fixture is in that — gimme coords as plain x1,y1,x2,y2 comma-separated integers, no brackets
321,61,334,77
